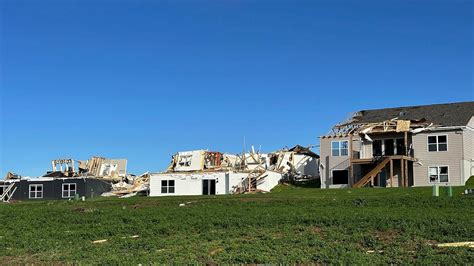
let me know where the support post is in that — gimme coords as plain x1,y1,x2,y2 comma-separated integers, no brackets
390,159,393,187
401,159,405,187
406,160,409,187
404,131,408,156
349,134,353,187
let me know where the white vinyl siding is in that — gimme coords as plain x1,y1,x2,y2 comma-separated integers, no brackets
29,184,43,199
161,180,175,194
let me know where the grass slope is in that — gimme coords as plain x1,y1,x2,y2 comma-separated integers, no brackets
0,186,473,264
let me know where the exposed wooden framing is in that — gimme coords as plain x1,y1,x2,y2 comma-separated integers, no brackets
404,131,408,156
342,119,420,189
389,159,393,187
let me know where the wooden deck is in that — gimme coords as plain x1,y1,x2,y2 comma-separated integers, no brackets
351,155,416,164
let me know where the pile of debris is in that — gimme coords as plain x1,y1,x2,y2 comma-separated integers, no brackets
163,144,320,194
3,156,148,198
102,172,150,198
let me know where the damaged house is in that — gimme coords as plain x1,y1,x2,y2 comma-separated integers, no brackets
319,101,474,189
150,146,319,197
0,157,127,202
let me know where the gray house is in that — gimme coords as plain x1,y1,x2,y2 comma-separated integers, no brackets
319,102,474,189
0,177,112,201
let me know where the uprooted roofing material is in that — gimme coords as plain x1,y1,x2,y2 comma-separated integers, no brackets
3,156,141,198
323,101,474,138
341,101,474,127
162,145,319,194
40,157,127,181
165,145,319,174
4,172,21,180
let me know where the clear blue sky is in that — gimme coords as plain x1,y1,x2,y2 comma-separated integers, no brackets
1,0,472,177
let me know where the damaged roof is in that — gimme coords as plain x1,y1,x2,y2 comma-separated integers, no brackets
349,101,474,126
288,145,320,158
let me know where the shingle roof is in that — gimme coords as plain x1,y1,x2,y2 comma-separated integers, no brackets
351,101,474,126
288,145,319,158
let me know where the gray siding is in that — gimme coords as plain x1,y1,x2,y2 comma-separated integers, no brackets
412,130,464,186
462,127,474,181
320,136,360,188
0,178,112,201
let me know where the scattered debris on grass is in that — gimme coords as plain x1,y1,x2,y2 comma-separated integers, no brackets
366,250,384,254
436,242,474,248
92,239,108,244
121,235,139,239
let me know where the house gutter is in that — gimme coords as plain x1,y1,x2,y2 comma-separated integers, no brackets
411,125,474,134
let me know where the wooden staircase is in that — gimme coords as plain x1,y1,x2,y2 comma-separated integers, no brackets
1,183,17,203
353,157,391,188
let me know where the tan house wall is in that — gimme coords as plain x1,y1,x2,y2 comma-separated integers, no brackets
319,136,361,188
412,129,464,186
462,125,474,181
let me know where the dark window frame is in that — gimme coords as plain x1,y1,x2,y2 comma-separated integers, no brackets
428,135,448,152
161,180,175,194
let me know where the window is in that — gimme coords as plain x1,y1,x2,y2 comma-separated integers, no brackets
331,141,348,156
161,180,175,194
62,183,77,198
428,135,447,152
178,155,192,167
29,184,43,199
332,170,349,184
429,166,449,183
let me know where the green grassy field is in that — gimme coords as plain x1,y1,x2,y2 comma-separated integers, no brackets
1,185,473,264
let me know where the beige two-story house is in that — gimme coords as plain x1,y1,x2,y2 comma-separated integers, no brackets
319,102,474,188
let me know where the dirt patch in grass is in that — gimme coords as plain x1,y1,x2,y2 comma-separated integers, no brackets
374,229,398,244
1,255,55,264
309,226,323,235
209,247,224,256
237,198,275,202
